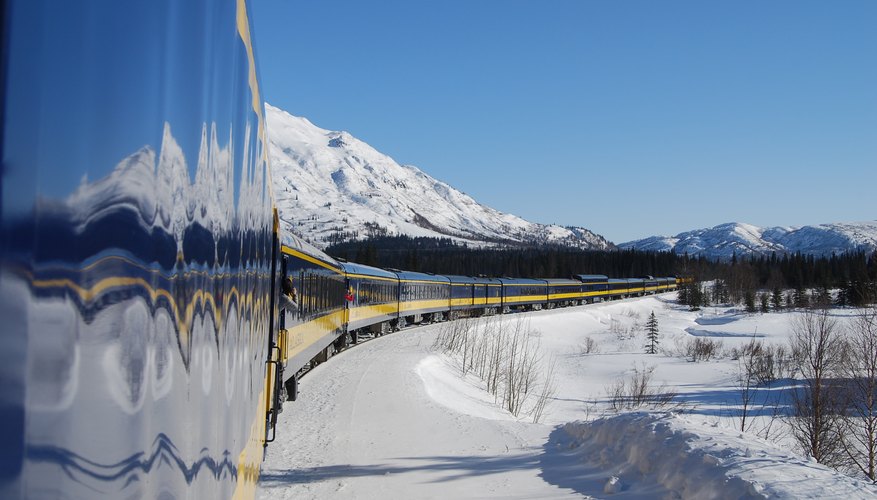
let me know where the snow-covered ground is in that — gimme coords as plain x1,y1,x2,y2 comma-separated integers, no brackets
258,295,877,499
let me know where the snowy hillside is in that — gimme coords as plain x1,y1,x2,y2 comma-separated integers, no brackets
258,297,877,499
621,221,877,259
266,104,611,250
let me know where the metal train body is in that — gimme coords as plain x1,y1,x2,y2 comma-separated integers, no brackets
0,1,680,497
2,1,274,498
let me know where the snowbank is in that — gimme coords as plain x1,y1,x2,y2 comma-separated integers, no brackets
560,412,877,499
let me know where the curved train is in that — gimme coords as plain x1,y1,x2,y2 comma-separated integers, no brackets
278,237,679,403
0,1,677,498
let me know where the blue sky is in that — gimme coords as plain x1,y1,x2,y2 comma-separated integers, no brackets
251,0,876,244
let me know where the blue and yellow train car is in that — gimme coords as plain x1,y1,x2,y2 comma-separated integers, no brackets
499,278,549,311
656,277,674,293
627,278,646,296
341,262,399,336
446,275,503,317
396,271,451,325
546,278,585,307
575,274,610,303
475,276,503,313
643,276,660,294
447,275,478,315
607,278,630,299
279,237,347,373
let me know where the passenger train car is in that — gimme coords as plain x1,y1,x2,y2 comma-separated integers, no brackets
0,1,681,498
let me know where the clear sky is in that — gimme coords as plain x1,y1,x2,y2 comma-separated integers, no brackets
251,0,876,244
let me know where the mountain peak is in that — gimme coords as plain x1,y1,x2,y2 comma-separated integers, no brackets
265,104,612,251
327,135,348,148
621,221,877,259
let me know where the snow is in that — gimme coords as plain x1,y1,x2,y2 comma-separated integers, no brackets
621,221,877,259
257,296,877,499
265,103,611,251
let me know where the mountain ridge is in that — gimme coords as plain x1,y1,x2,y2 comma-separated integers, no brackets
266,104,612,251
621,221,877,259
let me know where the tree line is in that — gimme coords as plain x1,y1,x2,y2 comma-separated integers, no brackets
326,235,701,279
327,237,877,306
678,250,877,309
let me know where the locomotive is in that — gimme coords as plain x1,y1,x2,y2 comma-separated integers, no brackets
0,1,677,498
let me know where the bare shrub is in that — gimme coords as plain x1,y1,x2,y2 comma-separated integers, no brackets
609,318,628,340
606,364,677,412
579,336,599,355
433,316,556,419
623,308,641,320
531,355,558,423
683,337,723,362
730,339,793,385
788,309,846,467
736,339,788,435
837,306,877,480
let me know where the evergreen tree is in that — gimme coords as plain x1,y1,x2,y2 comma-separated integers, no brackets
700,282,711,307
645,311,660,354
814,286,831,308
744,290,756,314
759,292,770,314
771,287,784,310
678,282,690,306
712,279,729,305
794,286,810,309
687,282,704,311
836,283,849,308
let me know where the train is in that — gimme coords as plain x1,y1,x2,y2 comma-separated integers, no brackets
0,1,678,498
277,237,679,402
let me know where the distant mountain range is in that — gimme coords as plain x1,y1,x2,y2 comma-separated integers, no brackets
266,104,611,251
620,221,877,259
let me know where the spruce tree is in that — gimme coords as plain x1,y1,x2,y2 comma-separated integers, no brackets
744,290,756,313
759,292,770,314
645,311,660,354
771,287,784,310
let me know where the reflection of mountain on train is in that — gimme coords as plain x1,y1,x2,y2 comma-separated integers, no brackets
62,122,270,259
266,104,612,251
3,120,274,498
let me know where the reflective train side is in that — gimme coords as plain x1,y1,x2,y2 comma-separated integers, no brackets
2,1,276,498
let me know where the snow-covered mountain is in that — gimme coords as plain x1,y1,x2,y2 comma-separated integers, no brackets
265,104,611,251
621,221,877,259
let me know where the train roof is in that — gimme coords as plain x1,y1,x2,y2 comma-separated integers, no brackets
443,275,501,285
445,274,500,285
279,231,341,271
545,278,581,285
498,277,547,285
574,274,609,282
395,270,450,283
339,261,398,280
443,274,477,284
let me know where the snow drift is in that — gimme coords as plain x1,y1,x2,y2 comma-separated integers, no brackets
560,412,877,499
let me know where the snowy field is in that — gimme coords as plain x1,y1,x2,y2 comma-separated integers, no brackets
258,294,877,499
